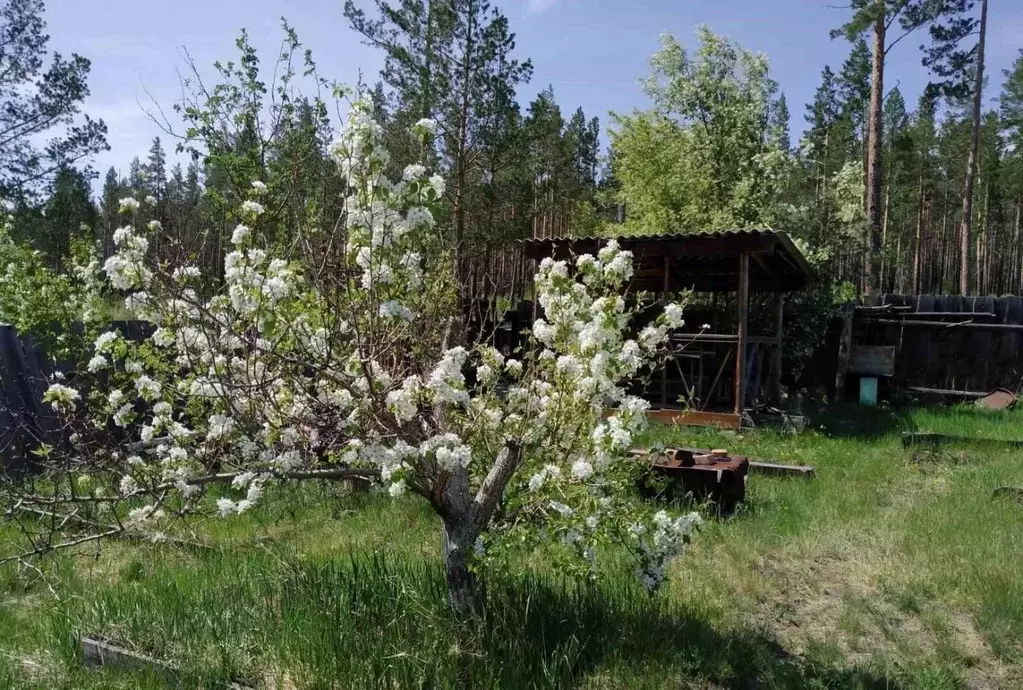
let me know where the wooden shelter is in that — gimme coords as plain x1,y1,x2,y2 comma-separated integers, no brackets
523,230,814,429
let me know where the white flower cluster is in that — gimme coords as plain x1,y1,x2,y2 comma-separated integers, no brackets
42,383,80,411
72,92,699,595
631,510,703,591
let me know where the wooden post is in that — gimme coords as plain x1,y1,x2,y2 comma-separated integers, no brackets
734,254,750,416
834,303,855,402
660,255,671,407
773,292,785,405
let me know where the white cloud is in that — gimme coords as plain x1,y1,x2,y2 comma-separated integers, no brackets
526,0,559,14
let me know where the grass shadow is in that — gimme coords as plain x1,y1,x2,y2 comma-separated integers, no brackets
52,550,917,689
473,572,912,689
807,402,915,440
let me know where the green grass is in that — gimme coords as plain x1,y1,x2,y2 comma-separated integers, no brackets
2,404,1023,688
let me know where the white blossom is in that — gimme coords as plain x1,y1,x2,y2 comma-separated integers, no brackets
571,459,594,480
413,118,437,135
42,383,80,410
94,331,119,353
241,200,264,216
118,197,140,213
231,224,251,245
135,376,162,402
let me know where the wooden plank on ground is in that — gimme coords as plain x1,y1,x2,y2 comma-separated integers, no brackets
631,447,815,478
748,461,816,478
80,637,253,689
902,432,1023,449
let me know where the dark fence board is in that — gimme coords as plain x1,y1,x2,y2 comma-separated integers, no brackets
855,295,1023,394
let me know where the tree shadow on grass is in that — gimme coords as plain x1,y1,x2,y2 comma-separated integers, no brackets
59,549,910,689
806,402,915,440
470,573,906,689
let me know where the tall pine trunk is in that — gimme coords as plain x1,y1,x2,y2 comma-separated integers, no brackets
959,0,987,296
912,172,925,293
865,3,886,295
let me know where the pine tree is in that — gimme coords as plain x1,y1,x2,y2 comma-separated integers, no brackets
98,166,124,260
922,0,986,294
345,0,533,273
0,0,107,201
832,0,948,294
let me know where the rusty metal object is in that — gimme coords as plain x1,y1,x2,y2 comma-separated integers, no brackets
975,388,1016,411
639,448,749,512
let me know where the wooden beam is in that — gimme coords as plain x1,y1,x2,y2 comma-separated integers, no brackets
834,303,854,401
867,319,1023,331
734,253,750,415
646,409,742,429
630,446,815,477
904,386,988,398
749,461,816,478
661,255,670,406
902,432,1023,449
773,292,785,405
80,637,253,689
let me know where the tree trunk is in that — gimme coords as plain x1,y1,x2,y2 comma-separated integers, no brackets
959,0,987,296
1015,201,1022,294
443,517,483,619
881,174,891,290
865,4,886,295
453,0,475,305
912,172,925,293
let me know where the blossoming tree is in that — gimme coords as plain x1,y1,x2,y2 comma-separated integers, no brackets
17,98,699,616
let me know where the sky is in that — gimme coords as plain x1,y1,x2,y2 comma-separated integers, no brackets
43,0,1023,185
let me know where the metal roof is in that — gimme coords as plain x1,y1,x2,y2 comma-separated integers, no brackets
522,229,814,293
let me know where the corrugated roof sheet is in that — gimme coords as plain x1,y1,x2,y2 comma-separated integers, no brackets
522,229,814,292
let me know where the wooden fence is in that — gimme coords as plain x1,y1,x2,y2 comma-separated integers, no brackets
0,322,153,477
0,325,61,477
853,294,1023,394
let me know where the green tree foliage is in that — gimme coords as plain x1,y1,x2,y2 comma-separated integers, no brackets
0,0,107,201
609,27,790,233
345,0,533,252
8,166,95,270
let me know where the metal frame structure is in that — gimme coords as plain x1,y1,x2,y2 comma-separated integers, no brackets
523,230,814,428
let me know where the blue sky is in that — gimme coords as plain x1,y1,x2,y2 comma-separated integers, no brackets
44,0,1023,183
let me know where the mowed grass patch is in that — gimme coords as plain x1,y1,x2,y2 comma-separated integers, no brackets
647,403,1023,687
0,404,1021,688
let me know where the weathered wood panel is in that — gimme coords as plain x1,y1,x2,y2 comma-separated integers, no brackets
849,346,896,377
855,294,1023,394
